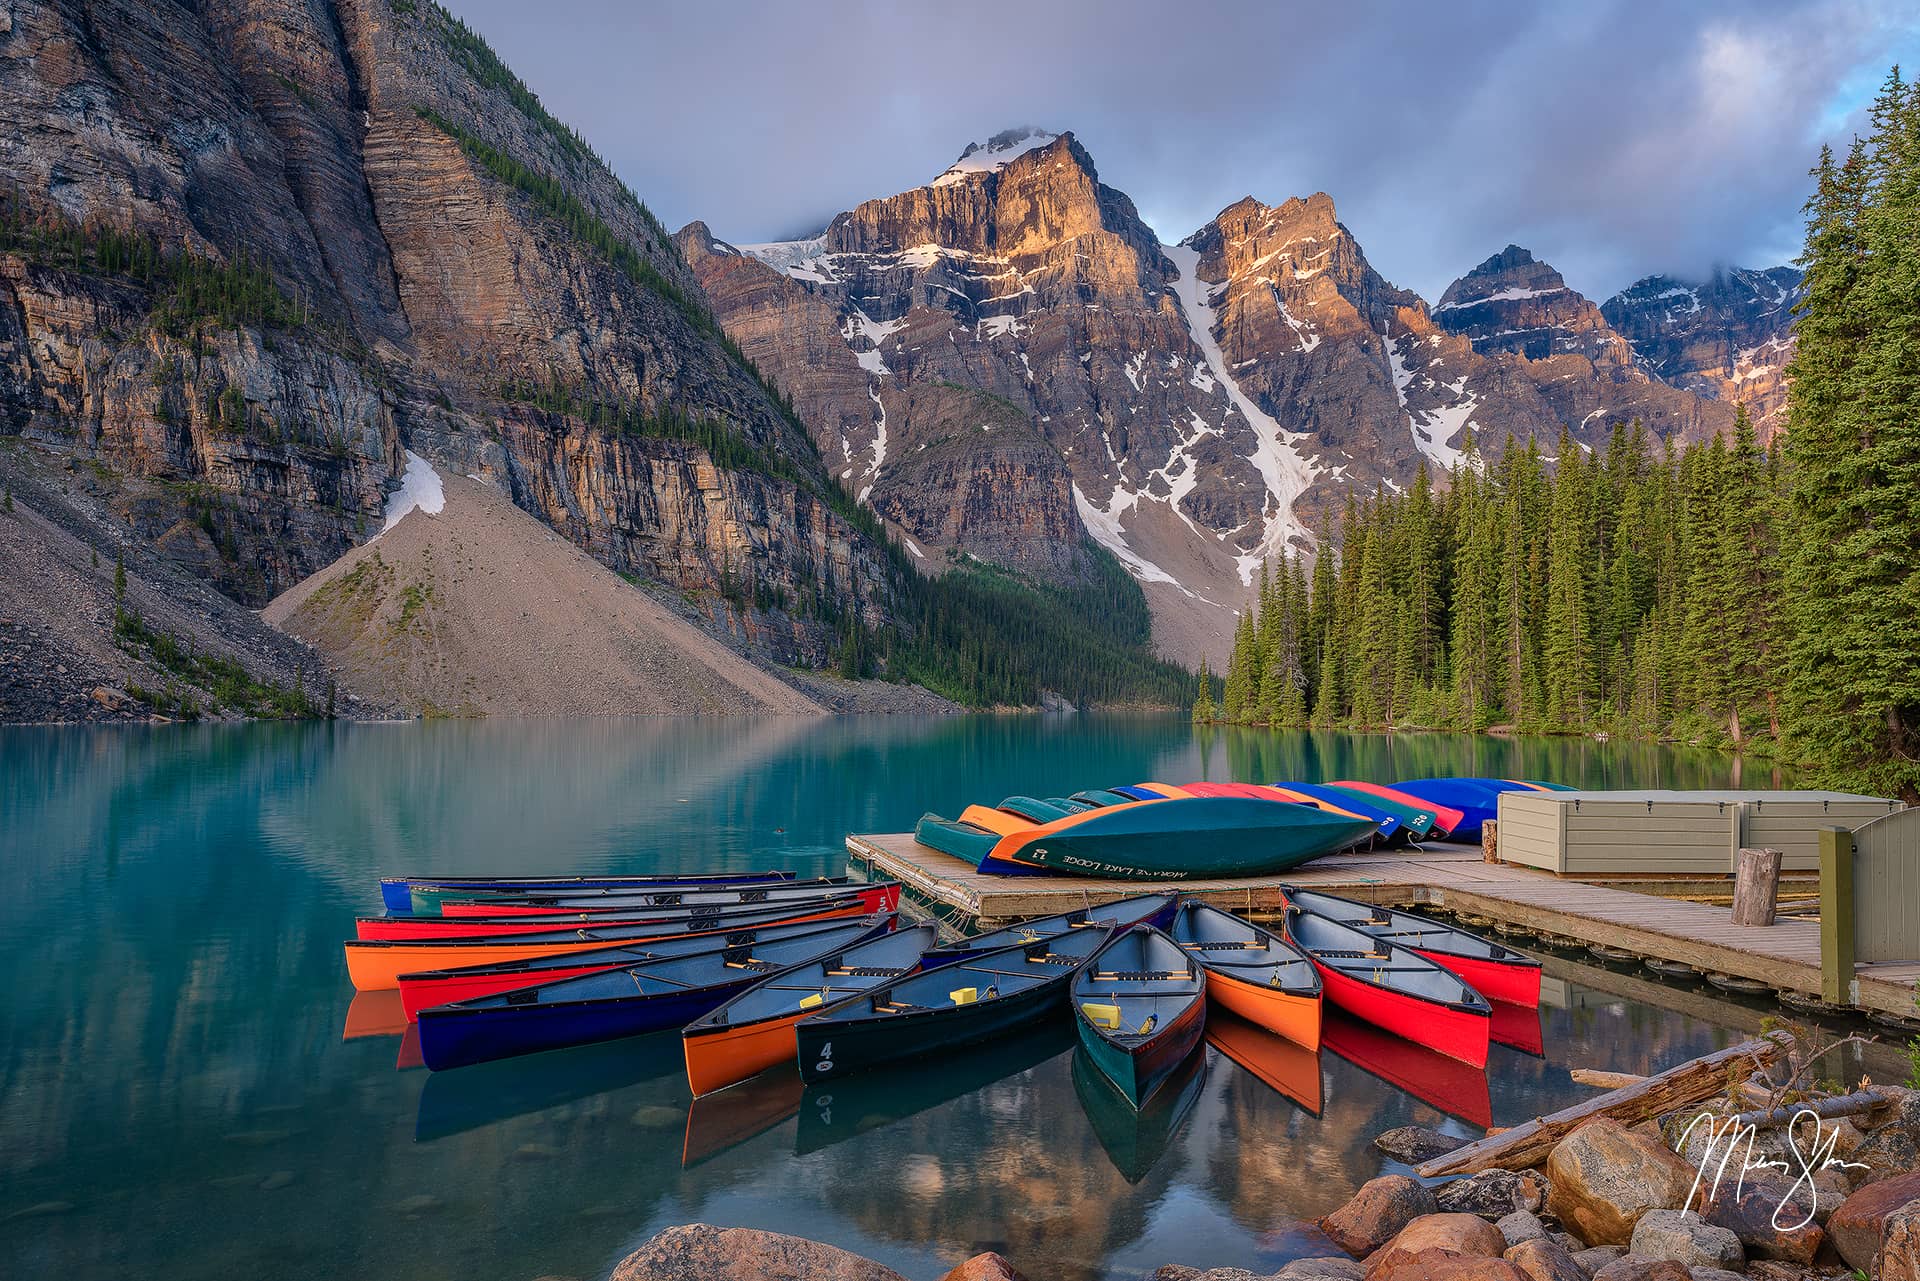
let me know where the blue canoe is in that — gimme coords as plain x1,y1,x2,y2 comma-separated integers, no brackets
1389,778,1531,840
416,917,902,1071
382,870,795,916
1272,782,1403,843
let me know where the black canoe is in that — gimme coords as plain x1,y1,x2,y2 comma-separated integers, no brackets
1071,925,1208,1109
795,926,1110,1083
921,892,1179,967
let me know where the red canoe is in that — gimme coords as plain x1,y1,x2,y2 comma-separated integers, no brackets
355,883,899,940
1281,895,1491,1068
1280,886,1542,1008
1331,780,1465,837
1321,1008,1493,1128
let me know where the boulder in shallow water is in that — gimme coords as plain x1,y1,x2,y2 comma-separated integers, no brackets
1375,1125,1467,1162
610,1224,907,1281
1319,1175,1438,1257
1625,1211,1742,1272
1545,1120,1697,1246
937,1254,1028,1281
1366,1213,1510,1279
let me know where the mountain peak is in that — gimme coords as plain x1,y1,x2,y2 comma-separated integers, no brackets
933,128,1063,186
1437,245,1568,313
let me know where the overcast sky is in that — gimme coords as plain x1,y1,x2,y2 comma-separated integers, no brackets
443,0,1916,302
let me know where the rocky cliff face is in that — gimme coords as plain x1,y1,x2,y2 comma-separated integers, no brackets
0,0,896,680
692,135,1780,663
1600,266,1802,434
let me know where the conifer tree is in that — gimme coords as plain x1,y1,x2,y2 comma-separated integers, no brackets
1191,659,1216,723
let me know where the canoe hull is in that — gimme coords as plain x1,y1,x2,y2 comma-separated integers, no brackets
1073,986,1206,1109
394,872,794,916
1413,947,1543,1008
795,975,1064,1084
1313,961,1489,1068
359,884,897,940
347,899,878,991
684,1011,809,1097
1204,966,1322,1052
991,797,1375,880
418,983,751,1071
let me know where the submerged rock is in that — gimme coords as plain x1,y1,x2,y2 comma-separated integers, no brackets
610,1225,907,1281
1375,1126,1467,1163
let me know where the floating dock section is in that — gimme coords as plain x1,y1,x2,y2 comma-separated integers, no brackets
848,793,1920,1023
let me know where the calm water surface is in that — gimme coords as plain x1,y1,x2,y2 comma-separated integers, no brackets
1,716,1860,1281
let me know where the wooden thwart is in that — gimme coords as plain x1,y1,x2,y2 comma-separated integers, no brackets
1415,1031,1793,1177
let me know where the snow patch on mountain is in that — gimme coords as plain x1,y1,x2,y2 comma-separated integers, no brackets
1163,242,1319,583
933,128,1059,186
1385,332,1478,473
737,235,837,284
1072,483,1185,591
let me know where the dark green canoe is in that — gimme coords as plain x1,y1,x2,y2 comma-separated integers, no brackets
1308,783,1443,840
998,796,1376,880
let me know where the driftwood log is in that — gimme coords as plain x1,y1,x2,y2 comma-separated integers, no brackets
1569,1069,1643,1089
1417,1031,1794,1177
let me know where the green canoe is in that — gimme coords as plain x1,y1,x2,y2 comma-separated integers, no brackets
924,795,1377,881
1309,784,1443,840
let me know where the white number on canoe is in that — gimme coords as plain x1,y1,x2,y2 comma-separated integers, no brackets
814,1041,833,1074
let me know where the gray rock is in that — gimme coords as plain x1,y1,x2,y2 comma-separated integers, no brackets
1588,1257,1690,1281
611,1225,906,1281
1273,1258,1364,1280
1627,1211,1743,1272
1375,1126,1468,1163
1570,1246,1627,1278
1499,1211,1550,1248
1438,1169,1552,1218
1685,1270,1744,1281
1551,1233,1585,1254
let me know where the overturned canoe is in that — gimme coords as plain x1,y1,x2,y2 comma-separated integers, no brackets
433,876,854,916
416,918,897,1071
796,927,1110,1083
1331,780,1463,838
681,922,941,1097
1071,925,1208,1109
1308,783,1445,840
345,893,886,991
1388,778,1529,841
920,794,1376,880
1280,886,1542,1008
1170,901,1322,1051
1280,895,1491,1068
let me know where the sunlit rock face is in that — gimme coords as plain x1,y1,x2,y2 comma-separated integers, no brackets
1600,266,1803,438
692,132,1766,664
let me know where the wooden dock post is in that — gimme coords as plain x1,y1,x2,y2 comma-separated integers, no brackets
1481,819,1499,864
1732,847,1783,926
1819,826,1855,1004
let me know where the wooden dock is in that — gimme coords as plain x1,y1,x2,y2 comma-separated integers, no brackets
846,832,1920,1022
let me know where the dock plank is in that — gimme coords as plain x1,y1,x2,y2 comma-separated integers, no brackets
846,832,1919,1020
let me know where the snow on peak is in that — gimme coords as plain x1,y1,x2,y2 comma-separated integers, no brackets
932,128,1060,187
736,234,837,284
378,451,445,535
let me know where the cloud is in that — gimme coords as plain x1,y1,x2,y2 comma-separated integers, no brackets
442,0,1917,300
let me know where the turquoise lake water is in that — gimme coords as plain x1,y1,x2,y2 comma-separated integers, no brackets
1,716,1867,1281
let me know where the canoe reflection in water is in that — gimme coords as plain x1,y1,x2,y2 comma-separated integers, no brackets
794,1019,1076,1156
1203,1007,1324,1117
414,1031,686,1142
1072,1043,1208,1183
342,989,410,1040
682,1068,804,1168
1320,1008,1492,1129
1489,999,1545,1057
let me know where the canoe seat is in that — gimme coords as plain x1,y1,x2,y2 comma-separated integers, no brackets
1028,952,1083,966
1093,969,1189,981
724,958,781,972
1311,949,1391,961
827,965,910,977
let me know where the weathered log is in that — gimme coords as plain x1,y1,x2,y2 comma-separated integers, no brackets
1731,1089,1885,1130
1417,1031,1793,1177
1570,1069,1644,1089
1732,847,1783,926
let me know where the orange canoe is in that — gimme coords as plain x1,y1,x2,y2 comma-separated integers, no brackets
345,897,883,991
1205,964,1324,1052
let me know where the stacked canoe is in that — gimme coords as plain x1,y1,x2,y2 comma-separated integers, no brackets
912,775,1574,878
348,867,1545,1122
